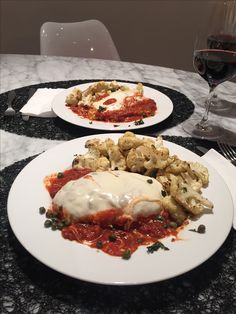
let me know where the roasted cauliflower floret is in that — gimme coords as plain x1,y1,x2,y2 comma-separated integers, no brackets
161,195,187,225
189,162,209,187
169,175,213,215
96,157,110,171
157,175,171,193
85,138,114,157
165,157,190,174
135,82,144,95
82,80,120,98
180,172,203,192
66,87,82,105
118,132,143,152
107,145,127,170
154,135,165,148
144,149,171,170
126,148,146,173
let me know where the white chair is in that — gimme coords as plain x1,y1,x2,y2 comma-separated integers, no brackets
40,20,120,61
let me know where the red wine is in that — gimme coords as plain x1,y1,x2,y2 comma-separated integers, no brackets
193,49,236,87
207,34,236,51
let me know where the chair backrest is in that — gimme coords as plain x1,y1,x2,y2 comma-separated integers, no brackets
40,20,120,61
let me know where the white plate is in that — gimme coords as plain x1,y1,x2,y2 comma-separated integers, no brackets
7,134,233,285
51,82,173,130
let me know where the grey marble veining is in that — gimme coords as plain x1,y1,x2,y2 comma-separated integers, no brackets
1,54,236,170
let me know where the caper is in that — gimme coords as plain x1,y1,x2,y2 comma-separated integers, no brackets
57,222,64,230
46,211,53,219
57,172,64,179
51,224,57,231
197,224,206,234
39,206,46,214
147,179,153,184
44,220,52,228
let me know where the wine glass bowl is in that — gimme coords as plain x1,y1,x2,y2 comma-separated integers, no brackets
182,0,236,139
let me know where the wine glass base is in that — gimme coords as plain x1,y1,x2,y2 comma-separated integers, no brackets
182,119,223,140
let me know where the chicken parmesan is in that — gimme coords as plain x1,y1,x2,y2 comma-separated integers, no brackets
42,132,213,259
65,81,157,123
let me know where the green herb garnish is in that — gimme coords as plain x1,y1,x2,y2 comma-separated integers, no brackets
98,106,106,112
134,119,144,126
108,234,117,242
122,249,131,260
147,241,169,254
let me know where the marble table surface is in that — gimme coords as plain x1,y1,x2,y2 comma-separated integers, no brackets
1,53,236,170
1,54,236,314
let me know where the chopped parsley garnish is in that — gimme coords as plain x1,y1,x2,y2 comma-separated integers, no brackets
134,119,144,126
98,106,106,112
108,234,117,242
147,241,169,254
122,249,131,260
113,124,120,127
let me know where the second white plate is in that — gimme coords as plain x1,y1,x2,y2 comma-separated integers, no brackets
51,82,173,130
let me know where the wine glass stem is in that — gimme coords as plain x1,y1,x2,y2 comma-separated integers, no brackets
197,86,216,130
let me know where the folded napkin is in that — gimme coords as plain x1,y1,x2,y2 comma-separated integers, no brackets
20,88,65,118
202,149,236,229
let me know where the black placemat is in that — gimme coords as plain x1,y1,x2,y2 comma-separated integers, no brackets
0,80,194,140
1,137,235,313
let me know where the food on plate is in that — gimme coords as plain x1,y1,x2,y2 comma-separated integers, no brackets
65,81,157,123
43,132,213,259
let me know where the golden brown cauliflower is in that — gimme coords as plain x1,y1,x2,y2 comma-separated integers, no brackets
107,145,127,170
118,132,143,152
161,195,187,225
169,175,213,215
66,87,82,105
189,161,209,187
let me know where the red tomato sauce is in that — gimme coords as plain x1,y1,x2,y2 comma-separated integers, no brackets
44,168,180,258
67,97,157,123
44,168,92,198
61,211,178,257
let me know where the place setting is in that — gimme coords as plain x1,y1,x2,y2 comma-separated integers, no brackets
1,1,236,313
1,79,195,140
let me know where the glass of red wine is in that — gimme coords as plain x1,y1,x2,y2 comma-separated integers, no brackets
182,1,236,139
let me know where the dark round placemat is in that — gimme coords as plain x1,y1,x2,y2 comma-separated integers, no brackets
1,137,235,314
0,80,194,140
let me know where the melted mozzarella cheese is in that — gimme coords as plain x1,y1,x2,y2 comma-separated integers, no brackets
93,89,135,111
53,171,163,220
